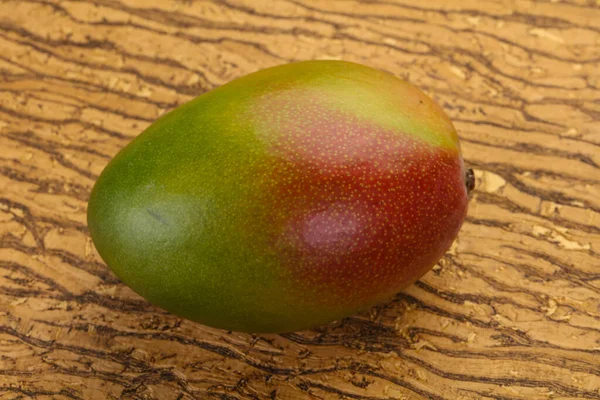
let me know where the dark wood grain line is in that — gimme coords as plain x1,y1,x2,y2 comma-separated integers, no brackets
2,131,98,181
0,198,46,250
2,163,92,203
353,0,600,34
0,257,158,313
1,197,89,235
205,379,261,400
501,245,600,283
0,104,130,141
462,137,599,170
0,285,160,314
0,386,85,400
535,0,600,9
461,248,600,290
0,261,71,295
469,191,600,241
2,234,120,285
205,392,242,400
455,118,600,149
5,89,157,125
0,55,179,111
298,379,420,400
471,161,600,213
414,279,538,314
398,293,600,355
119,369,202,400
460,388,526,400
39,357,130,386
396,351,600,399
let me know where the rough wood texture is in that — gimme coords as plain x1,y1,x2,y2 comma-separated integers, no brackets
1,0,599,399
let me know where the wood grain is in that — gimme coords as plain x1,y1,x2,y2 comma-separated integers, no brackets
1,0,599,399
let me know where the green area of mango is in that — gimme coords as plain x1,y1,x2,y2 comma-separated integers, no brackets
87,61,470,333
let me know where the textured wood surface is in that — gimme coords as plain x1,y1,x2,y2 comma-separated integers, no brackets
1,1,600,399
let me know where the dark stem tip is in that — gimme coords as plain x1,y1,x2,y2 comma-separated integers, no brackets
465,168,475,194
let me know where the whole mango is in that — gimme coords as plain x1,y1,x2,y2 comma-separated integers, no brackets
87,61,472,333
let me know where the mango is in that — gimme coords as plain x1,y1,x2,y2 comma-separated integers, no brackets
87,61,472,333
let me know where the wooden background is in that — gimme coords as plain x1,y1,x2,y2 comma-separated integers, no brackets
1,0,599,399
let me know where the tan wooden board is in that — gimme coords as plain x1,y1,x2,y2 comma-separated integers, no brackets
1,0,599,399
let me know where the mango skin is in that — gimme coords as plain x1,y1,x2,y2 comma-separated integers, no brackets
87,61,469,333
